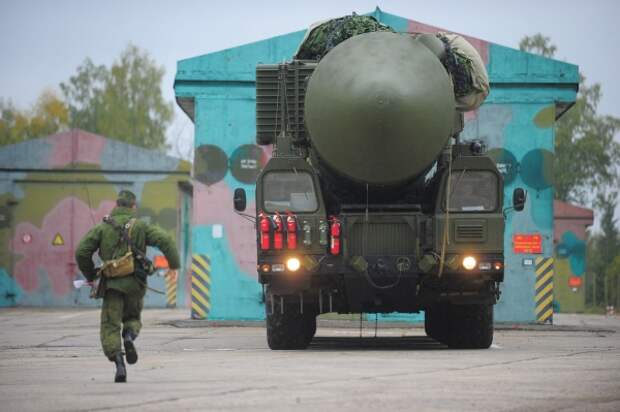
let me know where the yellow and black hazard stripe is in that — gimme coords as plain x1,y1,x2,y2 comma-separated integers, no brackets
191,254,211,319
165,270,177,308
535,257,554,324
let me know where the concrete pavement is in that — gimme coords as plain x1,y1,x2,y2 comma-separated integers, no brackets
1,308,619,411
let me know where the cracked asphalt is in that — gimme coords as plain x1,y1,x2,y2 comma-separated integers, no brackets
1,309,619,411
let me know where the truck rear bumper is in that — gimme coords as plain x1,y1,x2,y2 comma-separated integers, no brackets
258,255,502,313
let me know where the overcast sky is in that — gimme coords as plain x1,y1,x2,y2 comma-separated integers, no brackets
2,0,618,140
1,0,619,222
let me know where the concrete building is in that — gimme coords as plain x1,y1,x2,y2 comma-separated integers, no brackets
0,130,192,308
553,200,593,313
174,8,579,322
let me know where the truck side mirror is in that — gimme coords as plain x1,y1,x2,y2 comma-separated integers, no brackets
233,188,247,212
513,188,526,212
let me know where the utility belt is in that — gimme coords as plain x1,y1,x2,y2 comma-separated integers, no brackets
91,255,154,299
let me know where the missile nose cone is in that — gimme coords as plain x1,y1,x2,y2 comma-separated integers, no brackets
305,32,455,185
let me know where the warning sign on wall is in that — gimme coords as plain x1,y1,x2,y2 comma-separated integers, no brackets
52,233,64,246
512,233,542,254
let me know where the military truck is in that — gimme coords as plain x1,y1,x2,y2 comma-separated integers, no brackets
233,31,525,350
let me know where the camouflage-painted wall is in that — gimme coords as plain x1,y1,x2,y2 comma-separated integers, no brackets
553,200,593,313
0,130,192,308
174,8,579,322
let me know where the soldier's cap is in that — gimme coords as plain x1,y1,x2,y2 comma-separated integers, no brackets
117,190,137,206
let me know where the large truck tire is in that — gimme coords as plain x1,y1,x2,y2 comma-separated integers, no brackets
443,303,494,349
424,308,436,339
425,303,493,349
265,294,314,350
304,313,317,342
424,304,449,342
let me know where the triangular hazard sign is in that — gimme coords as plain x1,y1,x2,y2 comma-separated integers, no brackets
52,233,64,246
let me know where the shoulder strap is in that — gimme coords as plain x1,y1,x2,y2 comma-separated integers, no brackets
125,218,137,243
104,215,153,271
103,215,127,257
103,216,134,243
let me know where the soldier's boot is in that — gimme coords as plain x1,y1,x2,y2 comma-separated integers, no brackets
113,353,127,383
123,330,138,365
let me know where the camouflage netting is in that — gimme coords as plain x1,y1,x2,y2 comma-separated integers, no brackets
438,35,474,97
295,14,395,60
436,32,489,111
295,15,488,112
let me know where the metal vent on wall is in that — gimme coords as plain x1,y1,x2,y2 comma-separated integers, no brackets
454,221,486,242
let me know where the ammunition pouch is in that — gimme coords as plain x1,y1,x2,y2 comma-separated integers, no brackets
101,251,135,278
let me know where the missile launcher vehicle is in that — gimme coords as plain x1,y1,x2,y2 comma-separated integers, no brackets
233,27,525,350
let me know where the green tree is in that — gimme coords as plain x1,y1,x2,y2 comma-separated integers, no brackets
585,234,603,306
518,34,556,58
520,35,620,205
606,254,620,308
586,193,619,307
554,82,620,203
59,59,107,135
0,90,69,146
60,44,173,151
597,192,619,306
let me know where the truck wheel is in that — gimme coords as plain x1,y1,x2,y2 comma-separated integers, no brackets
443,303,494,349
424,304,449,342
265,295,311,350
424,308,435,339
304,313,317,343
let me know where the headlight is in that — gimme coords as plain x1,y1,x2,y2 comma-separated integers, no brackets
286,257,301,272
462,256,477,270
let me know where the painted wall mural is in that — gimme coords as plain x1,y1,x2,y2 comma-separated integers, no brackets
174,8,579,322
553,200,593,313
0,130,191,307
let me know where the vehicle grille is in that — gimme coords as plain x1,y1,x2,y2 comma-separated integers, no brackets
348,222,415,255
455,223,486,242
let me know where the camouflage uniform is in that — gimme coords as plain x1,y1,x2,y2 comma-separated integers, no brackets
75,192,180,361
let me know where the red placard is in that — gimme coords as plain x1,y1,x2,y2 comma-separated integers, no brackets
512,233,542,254
568,276,583,288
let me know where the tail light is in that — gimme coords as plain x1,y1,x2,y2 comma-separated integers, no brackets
329,216,341,255
286,212,297,249
273,212,284,250
258,212,271,251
